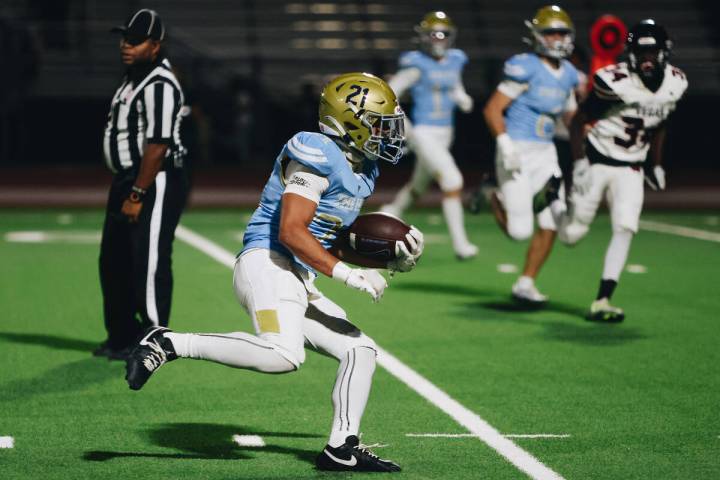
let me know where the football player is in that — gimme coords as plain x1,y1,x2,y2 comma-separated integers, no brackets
124,73,424,472
561,20,687,322
380,11,478,259
482,5,579,304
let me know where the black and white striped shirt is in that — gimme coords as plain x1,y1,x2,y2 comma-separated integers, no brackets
103,57,187,173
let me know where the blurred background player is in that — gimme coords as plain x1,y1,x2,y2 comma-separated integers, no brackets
562,20,688,322
124,73,424,472
380,11,478,259
482,5,579,304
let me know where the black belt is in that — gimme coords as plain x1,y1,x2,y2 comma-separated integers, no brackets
586,141,644,170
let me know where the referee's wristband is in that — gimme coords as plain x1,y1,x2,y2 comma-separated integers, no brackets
129,185,147,203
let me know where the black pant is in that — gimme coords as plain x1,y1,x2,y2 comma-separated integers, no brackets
99,169,188,349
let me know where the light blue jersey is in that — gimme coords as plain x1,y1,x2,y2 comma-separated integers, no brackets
400,49,468,127
502,53,579,143
242,131,379,273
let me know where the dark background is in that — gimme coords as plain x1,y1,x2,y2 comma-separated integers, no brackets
1,0,718,189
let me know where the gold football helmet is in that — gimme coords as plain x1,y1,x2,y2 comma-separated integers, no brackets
415,11,456,58
524,5,574,59
319,72,405,164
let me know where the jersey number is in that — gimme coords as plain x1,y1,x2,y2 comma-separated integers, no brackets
613,116,647,149
346,85,369,108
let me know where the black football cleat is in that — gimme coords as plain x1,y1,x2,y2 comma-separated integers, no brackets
93,340,132,361
316,435,401,473
125,327,177,390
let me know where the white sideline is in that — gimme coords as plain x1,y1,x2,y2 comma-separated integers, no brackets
174,224,565,480
640,220,720,243
406,433,571,439
0,436,14,448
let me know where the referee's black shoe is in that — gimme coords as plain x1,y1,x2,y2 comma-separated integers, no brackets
125,327,177,390
316,435,401,472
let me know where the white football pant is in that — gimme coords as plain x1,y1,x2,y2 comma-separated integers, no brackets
495,140,562,240
167,248,377,447
559,163,644,245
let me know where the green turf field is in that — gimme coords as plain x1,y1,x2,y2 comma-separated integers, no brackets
1,208,718,479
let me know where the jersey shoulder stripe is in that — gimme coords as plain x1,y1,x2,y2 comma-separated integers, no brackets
665,63,689,94
591,75,621,101
503,53,538,83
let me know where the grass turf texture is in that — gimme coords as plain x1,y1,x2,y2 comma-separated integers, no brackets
0,208,718,479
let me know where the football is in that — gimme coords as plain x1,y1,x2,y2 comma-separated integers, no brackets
348,212,411,262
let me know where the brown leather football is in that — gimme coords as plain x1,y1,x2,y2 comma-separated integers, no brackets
348,212,410,261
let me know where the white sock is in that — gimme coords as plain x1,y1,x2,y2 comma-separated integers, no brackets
164,331,295,373
442,196,472,249
328,346,377,447
602,229,633,281
515,275,534,289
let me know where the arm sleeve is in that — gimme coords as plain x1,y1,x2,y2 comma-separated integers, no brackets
497,80,529,99
388,68,421,99
497,55,532,99
143,80,181,144
283,160,330,204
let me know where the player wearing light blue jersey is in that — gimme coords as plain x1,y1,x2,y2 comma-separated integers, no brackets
381,11,478,259
124,73,424,473
483,5,579,304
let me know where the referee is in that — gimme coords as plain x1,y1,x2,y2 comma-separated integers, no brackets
95,9,189,359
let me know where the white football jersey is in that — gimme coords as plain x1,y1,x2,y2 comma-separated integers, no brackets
587,62,688,163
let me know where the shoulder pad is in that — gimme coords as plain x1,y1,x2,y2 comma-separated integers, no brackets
285,132,340,175
503,53,537,82
666,64,689,94
399,51,423,69
448,49,468,65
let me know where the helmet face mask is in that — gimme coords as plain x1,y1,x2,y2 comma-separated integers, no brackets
415,11,456,58
524,5,575,59
363,111,405,164
318,73,406,164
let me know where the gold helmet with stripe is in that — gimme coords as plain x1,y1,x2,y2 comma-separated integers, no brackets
524,5,575,59
415,11,456,58
319,72,405,164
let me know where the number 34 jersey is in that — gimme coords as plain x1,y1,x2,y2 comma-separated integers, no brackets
587,62,688,163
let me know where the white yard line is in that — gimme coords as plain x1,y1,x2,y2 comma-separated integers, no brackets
174,224,565,480
0,436,14,448
639,220,720,243
406,433,571,439
232,434,265,447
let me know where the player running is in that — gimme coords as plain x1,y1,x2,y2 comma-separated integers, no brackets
380,11,478,259
124,73,424,472
482,5,579,304
561,20,688,322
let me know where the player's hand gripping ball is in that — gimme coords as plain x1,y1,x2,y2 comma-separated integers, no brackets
348,212,424,272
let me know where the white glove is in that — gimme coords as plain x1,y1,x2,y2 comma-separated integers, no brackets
645,165,666,191
387,226,424,273
332,262,387,302
572,157,592,196
451,89,474,113
496,133,521,171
